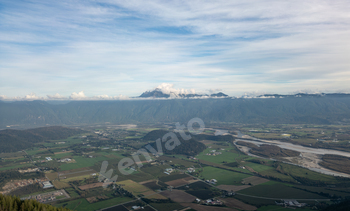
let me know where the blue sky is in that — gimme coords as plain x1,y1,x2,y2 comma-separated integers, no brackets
1,0,350,100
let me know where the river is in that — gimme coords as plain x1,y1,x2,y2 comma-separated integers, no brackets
233,131,350,177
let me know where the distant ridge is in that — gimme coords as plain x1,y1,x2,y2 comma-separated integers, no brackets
255,93,350,98
2,96,350,129
139,88,229,98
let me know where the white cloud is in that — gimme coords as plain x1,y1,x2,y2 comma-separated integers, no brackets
153,83,196,95
0,95,8,100
69,91,87,100
23,93,43,100
47,93,67,100
207,89,222,93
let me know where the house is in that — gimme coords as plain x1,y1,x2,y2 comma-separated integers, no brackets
165,168,173,173
187,168,195,173
45,157,52,161
42,181,54,189
59,158,72,162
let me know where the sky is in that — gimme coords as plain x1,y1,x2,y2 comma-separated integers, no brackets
1,0,350,100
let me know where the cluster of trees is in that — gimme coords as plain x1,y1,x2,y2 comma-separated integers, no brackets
223,162,239,167
319,154,350,174
193,134,233,142
144,130,235,156
113,185,135,198
0,126,83,153
9,184,42,197
323,198,350,211
141,198,172,204
0,194,71,211
248,159,267,165
145,130,206,156
236,141,299,158
143,130,234,143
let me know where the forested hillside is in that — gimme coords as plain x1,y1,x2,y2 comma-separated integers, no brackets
144,130,207,156
0,194,71,211
0,126,83,153
1,96,350,128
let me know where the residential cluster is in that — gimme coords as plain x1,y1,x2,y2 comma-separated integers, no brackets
0,178,48,195
58,158,74,163
164,168,173,175
187,167,196,173
22,190,69,203
18,168,39,173
275,200,307,208
200,198,223,206
206,150,222,156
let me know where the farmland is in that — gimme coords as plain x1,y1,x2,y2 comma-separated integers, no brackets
199,166,251,185
1,124,350,211
237,183,328,199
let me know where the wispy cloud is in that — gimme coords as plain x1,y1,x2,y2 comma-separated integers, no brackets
1,0,350,98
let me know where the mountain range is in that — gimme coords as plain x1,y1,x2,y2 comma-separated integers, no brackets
1,94,350,129
139,88,228,98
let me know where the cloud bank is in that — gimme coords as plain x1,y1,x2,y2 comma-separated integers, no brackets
1,0,350,97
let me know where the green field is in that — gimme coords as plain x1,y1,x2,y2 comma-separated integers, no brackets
56,196,132,211
199,166,250,185
243,162,274,172
258,169,297,183
51,152,73,159
59,156,107,171
64,188,80,198
0,163,34,171
117,170,155,183
196,147,244,164
141,165,168,178
278,163,338,184
149,202,184,211
257,205,313,211
238,183,327,199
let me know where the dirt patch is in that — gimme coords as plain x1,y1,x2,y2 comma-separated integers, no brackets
104,154,120,159
86,197,98,203
216,185,251,192
144,193,168,200
46,172,58,181
165,177,192,187
180,202,238,211
78,182,104,190
199,140,215,145
139,179,155,185
59,168,96,179
52,180,70,189
242,176,269,186
54,151,73,155
160,190,196,203
245,166,257,174
59,167,91,175
86,195,109,203
219,197,257,210
143,180,167,191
